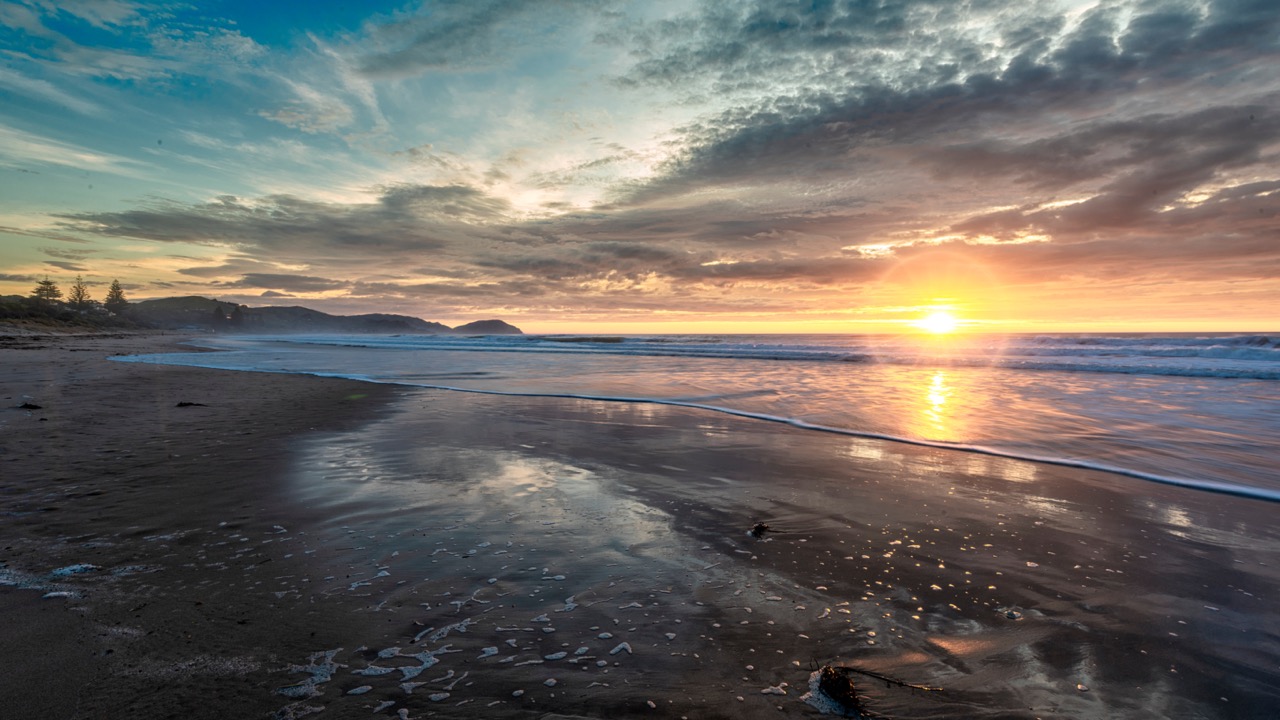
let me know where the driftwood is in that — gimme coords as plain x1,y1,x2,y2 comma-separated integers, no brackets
815,663,942,718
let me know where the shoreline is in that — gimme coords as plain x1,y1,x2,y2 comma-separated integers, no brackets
2,334,1278,719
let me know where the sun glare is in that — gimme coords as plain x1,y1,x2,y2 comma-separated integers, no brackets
915,310,959,334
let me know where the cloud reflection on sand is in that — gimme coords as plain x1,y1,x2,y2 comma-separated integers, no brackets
255,390,1280,718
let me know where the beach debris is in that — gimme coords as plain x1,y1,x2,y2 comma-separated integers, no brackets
609,642,633,656
804,663,942,717
17,402,42,409
749,522,773,538
174,401,207,407
998,606,1024,620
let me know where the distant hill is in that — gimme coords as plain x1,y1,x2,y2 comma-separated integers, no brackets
451,319,523,335
127,296,521,335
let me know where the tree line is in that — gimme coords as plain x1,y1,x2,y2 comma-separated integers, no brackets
28,275,130,316
0,275,138,329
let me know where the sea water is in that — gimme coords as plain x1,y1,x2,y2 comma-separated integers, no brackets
114,332,1280,500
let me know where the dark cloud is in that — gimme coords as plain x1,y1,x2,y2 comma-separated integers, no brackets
0,273,37,283
44,260,89,271
623,0,1279,202
176,258,282,278
378,183,512,220
54,185,511,257
0,224,93,244
946,107,1280,237
227,273,351,293
614,0,945,92
41,247,98,260
670,255,885,285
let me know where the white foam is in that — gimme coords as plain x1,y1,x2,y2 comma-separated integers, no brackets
51,563,99,576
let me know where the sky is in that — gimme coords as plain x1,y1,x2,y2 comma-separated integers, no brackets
0,0,1277,333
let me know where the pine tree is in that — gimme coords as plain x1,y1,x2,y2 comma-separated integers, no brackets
104,279,129,316
68,275,92,310
31,277,62,304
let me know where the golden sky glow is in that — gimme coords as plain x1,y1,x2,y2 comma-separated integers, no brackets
914,311,961,335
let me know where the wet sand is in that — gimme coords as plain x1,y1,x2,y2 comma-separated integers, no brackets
0,333,399,719
2,334,1278,719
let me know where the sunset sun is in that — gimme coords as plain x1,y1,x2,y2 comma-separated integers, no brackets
915,310,960,334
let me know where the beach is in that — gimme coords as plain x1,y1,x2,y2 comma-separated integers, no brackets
0,333,398,718
2,334,1278,719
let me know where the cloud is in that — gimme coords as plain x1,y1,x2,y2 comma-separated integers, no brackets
0,67,102,115
619,0,1279,202
227,273,351,293
44,260,89,272
30,0,149,30
41,247,97,260
4,0,1275,324
355,0,616,79
56,184,512,258
0,124,155,178
176,258,283,278
258,80,356,134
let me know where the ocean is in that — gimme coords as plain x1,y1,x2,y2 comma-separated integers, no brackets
115,331,1280,502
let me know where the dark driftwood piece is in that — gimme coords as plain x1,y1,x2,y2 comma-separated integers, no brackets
817,663,942,718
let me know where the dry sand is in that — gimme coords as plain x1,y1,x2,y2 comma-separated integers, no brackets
3,333,1278,719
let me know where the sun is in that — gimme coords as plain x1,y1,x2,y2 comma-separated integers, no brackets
914,310,959,334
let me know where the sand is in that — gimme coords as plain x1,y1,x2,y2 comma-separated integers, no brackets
2,333,1278,719
0,333,398,718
